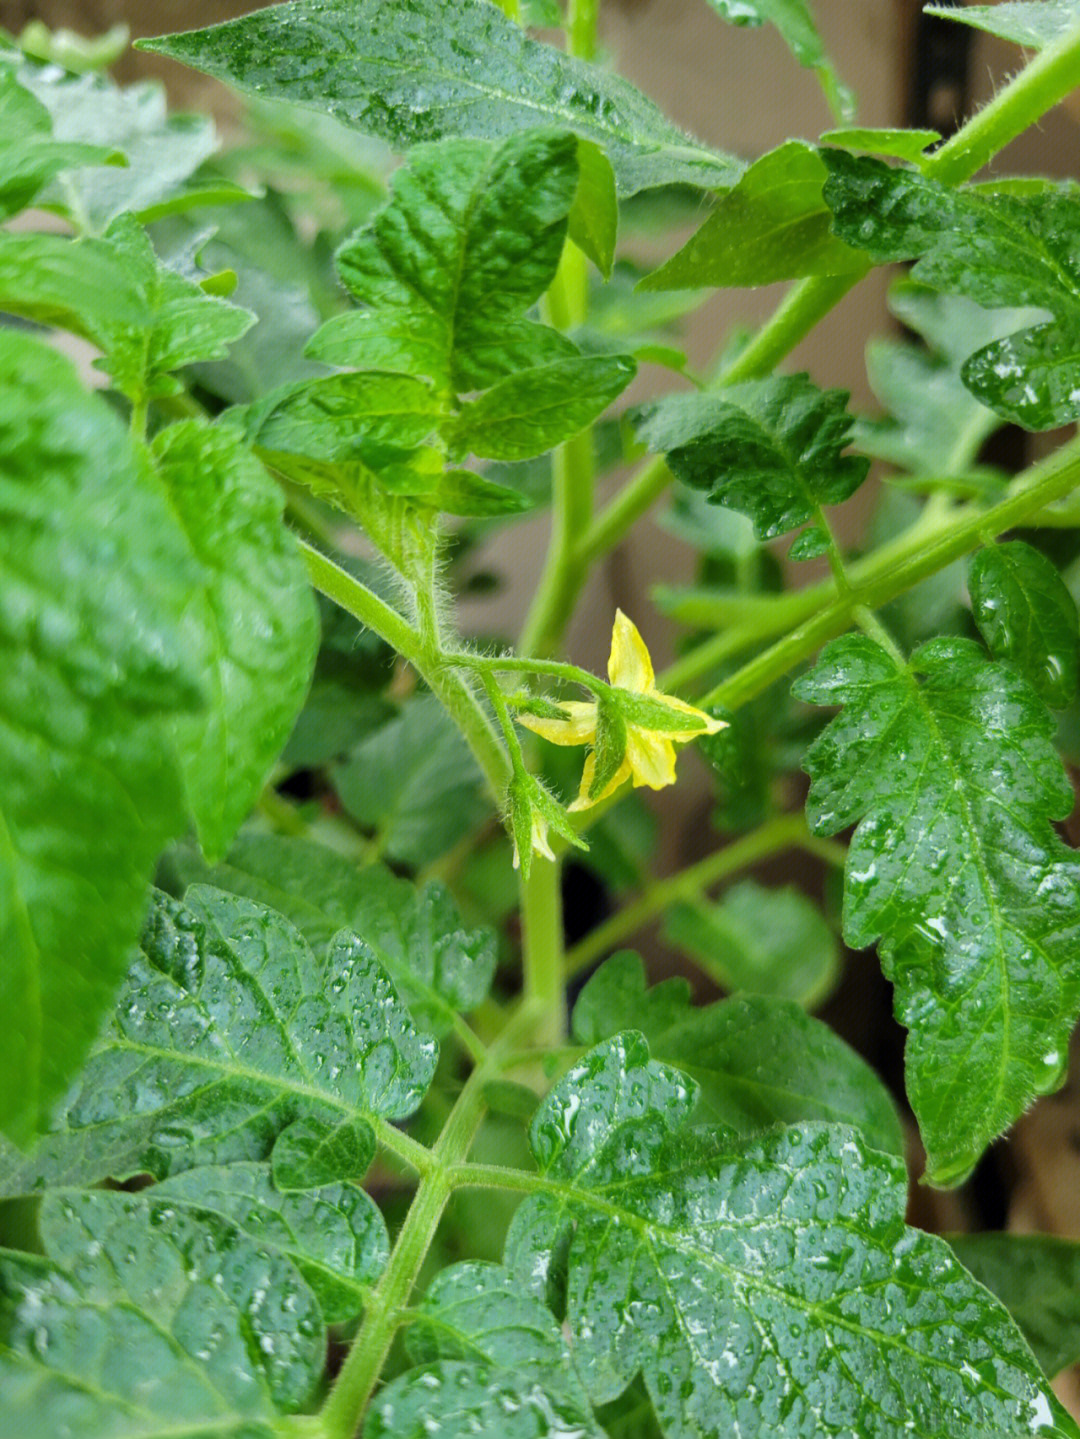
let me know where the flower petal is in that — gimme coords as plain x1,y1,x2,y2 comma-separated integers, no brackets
608,609,654,693
516,700,598,746
568,749,632,810
625,728,678,789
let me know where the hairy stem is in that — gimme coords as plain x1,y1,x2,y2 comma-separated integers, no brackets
521,850,567,1046
563,813,843,977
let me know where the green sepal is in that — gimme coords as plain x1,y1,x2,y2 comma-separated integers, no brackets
589,695,629,799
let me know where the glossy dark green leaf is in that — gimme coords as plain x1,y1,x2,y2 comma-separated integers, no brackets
663,879,840,1008
271,1114,375,1191
139,0,740,196
317,130,581,393
924,1,1080,49
151,1160,388,1324
818,125,940,164
0,333,202,1144
572,951,902,1156
795,634,1080,1184
151,422,318,861
969,541,1079,707
637,373,868,538
950,1232,1080,1379
506,1033,1066,1438
0,68,117,221
640,142,865,291
168,831,496,1034
14,61,218,230
365,1261,601,1439
704,0,853,120
822,153,1080,429
333,697,489,867
0,885,438,1192
569,138,618,278
447,355,637,462
0,1187,324,1433
92,214,255,402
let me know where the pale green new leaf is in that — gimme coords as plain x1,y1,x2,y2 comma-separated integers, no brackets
0,68,117,221
448,354,637,461
0,332,202,1144
333,697,490,867
950,1232,1080,1379
818,126,940,165
571,951,902,1157
569,138,618,279
705,0,853,118
637,373,869,543
316,130,582,393
506,1033,1067,1438
138,0,742,196
969,541,1079,708
822,153,1080,428
925,1,1080,50
795,635,1080,1184
0,885,438,1193
640,142,866,291
152,423,318,861
663,878,840,1008
0,1188,324,1434
365,1262,601,1438
14,61,218,230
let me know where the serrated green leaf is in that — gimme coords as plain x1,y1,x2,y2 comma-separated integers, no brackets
950,1232,1080,1379
333,697,489,867
640,142,865,291
637,373,868,538
818,125,940,164
795,634,1080,1184
168,831,496,1035
428,468,535,516
506,1033,1065,1438
569,138,618,278
317,130,582,393
14,61,218,230
0,68,117,221
271,1114,375,1190
925,0,1080,49
704,0,854,120
0,332,203,1145
367,1261,601,1438
663,879,840,1008
0,1187,324,1432
447,354,636,461
0,230,144,339
151,422,318,861
92,214,255,402
571,952,902,1156
138,0,742,197
0,885,438,1193
822,152,1080,429
969,541,1079,707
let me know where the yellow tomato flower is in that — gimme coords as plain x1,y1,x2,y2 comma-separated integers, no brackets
517,610,726,810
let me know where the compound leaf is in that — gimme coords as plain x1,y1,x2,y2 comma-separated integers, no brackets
151,422,319,861
0,1187,324,1434
637,373,868,542
704,0,853,120
640,142,866,291
969,541,1079,708
662,878,840,1009
822,153,1080,429
571,951,902,1157
138,0,741,196
949,1232,1080,1379
505,1033,1066,1438
0,885,439,1193
168,831,496,1035
795,634,1080,1184
0,332,202,1144
364,1262,601,1438
315,130,582,393
924,1,1080,50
